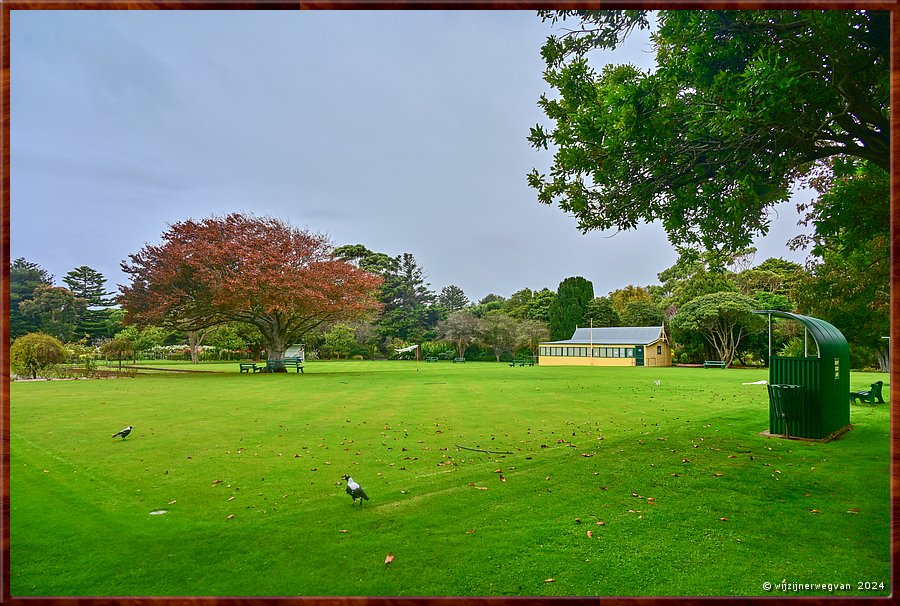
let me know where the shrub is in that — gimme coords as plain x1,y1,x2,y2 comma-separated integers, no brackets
11,333,66,379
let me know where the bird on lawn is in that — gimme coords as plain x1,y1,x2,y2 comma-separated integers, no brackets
342,475,369,506
112,425,133,440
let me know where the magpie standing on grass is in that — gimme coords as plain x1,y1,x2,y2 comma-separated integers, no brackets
342,475,369,506
112,425,133,440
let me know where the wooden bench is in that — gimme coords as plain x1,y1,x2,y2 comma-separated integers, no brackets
239,362,260,373
425,357,439,363
452,357,466,364
703,360,727,368
850,380,885,404
261,359,304,373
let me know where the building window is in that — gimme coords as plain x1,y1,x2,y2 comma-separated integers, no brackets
657,345,662,355
626,348,634,358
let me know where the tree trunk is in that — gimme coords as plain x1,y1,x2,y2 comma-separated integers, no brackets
186,328,213,364
876,346,889,373
258,322,288,372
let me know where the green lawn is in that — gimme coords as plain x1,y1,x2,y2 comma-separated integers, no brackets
9,361,890,597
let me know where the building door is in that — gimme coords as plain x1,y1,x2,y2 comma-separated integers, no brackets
635,345,644,366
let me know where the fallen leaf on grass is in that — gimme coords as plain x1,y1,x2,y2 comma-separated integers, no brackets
587,530,593,538
384,553,394,564
581,453,594,458
712,472,724,477
339,529,349,533
42,469,49,473
226,514,235,520
211,479,223,486
544,578,555,583
168,500,177,505
847,508,860,514
719,517,728,522
499,475,506,482
596,521,605,526
465,529,476,534
809,509,822,514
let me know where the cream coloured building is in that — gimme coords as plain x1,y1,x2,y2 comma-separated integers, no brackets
539,326,671,367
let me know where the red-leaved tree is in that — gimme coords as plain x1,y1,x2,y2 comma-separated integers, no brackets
119,214,382,370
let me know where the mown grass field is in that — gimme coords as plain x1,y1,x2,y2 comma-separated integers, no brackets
9,361,891,597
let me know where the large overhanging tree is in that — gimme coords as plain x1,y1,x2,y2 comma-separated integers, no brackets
528,10,889,255
120,214,382,370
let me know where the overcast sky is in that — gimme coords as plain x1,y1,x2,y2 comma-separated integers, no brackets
11,10,813,303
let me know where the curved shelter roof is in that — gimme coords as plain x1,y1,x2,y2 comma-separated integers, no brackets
754,310,849,359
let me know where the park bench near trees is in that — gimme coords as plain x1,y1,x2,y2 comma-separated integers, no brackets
262,358,304,373
239,362,260,373
850,380,885,404
703,360,727,368
452,357,466,363
509,358,535,367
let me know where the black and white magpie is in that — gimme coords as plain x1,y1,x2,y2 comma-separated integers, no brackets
342,474,369,506
112,425,133,439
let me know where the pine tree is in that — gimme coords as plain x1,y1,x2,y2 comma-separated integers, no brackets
63,266,116,341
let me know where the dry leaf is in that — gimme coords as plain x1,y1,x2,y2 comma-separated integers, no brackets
168,499,177,505
228,496,236,501
476,486,488,491
499,475,507,482
42,469,49,473
809,509,822,514
211,479,223,485
712,472,724,477
587,530,593,538
494,469,503,473
581,453,594,457
226,514,235,520
596,521,605,526
339,529,349,533
465,529,476,534
719,517,728,521
847,508,860,514
544,578,555,583
575,518,582,524
384,553,394,564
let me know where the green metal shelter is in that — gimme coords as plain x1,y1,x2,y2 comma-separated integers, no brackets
755,311,851,440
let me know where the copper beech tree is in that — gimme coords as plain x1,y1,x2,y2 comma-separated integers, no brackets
119,214,382,370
